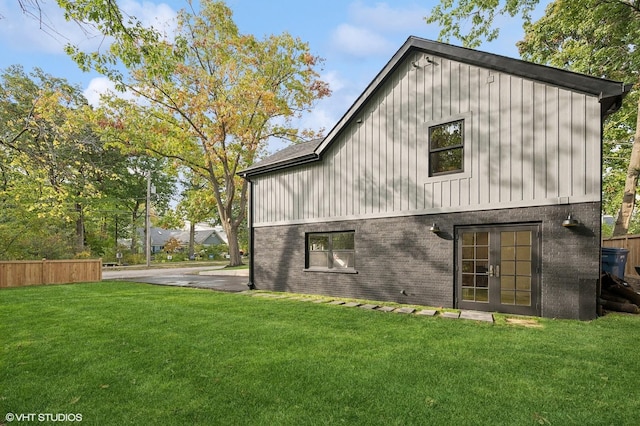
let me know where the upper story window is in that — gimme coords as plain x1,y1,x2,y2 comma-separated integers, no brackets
429,119,464,176
306,231,355,270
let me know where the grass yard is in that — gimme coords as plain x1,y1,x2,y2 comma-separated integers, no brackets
1,282,639,425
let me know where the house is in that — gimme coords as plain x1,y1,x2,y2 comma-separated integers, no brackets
172,226,229,248
142,226,228,254
239,37,631,320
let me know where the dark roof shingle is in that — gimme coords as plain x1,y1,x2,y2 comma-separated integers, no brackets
239,138,323,177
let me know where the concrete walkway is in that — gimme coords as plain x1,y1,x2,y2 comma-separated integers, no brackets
199,268,249,277
246,292,494,323
102,266,249,292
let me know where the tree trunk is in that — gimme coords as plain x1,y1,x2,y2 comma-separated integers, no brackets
131,210,139,253
613,96,640,236
130,201,142,253
189,221,195,259
75,202,85,253
223,220,243,266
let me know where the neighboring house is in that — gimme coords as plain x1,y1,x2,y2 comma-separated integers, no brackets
172,229,228,248
239,37,631,320
142,226,228,253
148,228,175,254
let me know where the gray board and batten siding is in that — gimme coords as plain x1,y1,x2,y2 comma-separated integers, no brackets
243,37,629,227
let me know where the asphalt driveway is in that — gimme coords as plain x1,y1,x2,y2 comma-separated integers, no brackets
102,266,250,292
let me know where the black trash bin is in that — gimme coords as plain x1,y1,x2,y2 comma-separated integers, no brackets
601,247,629,278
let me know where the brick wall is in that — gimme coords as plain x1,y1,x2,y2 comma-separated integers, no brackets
252,202,601,320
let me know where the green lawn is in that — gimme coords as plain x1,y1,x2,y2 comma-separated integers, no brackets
1,282,639,425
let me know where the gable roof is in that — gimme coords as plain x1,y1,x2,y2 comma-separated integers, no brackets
143,227,228,247
239,36,631,179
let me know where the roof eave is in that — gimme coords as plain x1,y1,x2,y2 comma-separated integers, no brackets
600,83,634,118
238,153,319,180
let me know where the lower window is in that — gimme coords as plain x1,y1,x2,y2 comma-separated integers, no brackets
306,231,355,270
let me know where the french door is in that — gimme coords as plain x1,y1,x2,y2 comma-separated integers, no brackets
457,224,541,316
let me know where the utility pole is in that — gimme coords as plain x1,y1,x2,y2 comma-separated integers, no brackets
145,171,151,267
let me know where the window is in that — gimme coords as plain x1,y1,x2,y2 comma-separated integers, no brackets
306,231,355,270
429,119,464,176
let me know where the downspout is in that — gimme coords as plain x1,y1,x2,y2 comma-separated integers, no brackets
598,103,607,317
245,176,255,290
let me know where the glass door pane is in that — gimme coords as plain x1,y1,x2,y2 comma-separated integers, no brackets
460,231,490,303
500,230,532,306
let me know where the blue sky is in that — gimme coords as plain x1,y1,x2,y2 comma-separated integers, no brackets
0,0,549,153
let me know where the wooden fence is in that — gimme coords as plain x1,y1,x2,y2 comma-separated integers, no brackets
602,236,640,278
0,259,102,288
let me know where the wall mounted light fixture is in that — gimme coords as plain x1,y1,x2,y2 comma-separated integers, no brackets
562,214,579,228
429,223,440,233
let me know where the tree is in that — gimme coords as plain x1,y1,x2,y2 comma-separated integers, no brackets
425,0,540,48
427,0,640,235
0,64,176,260
66,0,330,266
516,0,640,235
93,154,177,256
0,65,101,255
175,174,219,259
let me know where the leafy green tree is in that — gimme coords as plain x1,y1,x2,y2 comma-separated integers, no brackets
0,65,99,256
65,0,330,266
426,0,540,48
0,65,176,260
427,0,640,235
516,0,640,235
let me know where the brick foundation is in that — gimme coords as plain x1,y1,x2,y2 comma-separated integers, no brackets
252,202,601,320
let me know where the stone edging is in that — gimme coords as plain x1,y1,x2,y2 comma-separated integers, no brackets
244,291,494,323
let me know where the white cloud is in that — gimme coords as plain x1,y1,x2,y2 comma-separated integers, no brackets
330,23,394,58
84,77,114,107
120,0,178,38
0,0,177,55
84,77,137,107
347,1,429,33
328,1,431,59
322,70,346,94
302,106,339,135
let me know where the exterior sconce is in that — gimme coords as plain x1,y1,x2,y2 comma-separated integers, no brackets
429,223,440,233
562,214,579,228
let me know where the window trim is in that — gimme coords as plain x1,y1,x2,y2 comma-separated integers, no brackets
429,119,464,177
423,112,472,181
304,231,357,273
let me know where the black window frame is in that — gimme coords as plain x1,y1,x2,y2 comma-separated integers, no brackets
428,119,465,176
305,231,356,272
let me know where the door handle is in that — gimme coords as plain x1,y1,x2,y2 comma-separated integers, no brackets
488,265,494,277
495,265,500,278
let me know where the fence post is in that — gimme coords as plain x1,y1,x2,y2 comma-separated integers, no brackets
42,259,47,285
